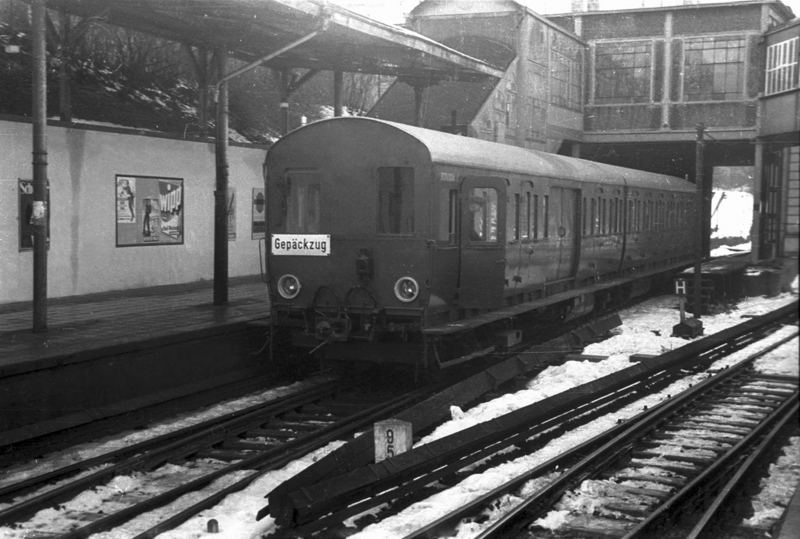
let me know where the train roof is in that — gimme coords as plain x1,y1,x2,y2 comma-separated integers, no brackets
274,117,695,192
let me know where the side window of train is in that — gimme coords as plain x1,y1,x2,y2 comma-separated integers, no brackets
284,171,321,233
378,167,414,235
438,188,458,244
509,193,521,243
468,188,499,242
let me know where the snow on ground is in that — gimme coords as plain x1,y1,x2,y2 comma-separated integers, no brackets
1,291,796,539
0,376,330,489
351,292,798,539
711,190,753,239
710,241,751,257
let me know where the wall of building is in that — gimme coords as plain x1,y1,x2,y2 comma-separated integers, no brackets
0,118,267,304
785,146,799,255
372,2,585,154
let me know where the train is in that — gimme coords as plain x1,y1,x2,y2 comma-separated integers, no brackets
264,117,697,369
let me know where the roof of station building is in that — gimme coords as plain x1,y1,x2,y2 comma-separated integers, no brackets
41,0,504,83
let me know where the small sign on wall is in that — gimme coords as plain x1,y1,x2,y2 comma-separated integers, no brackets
116,175,184,247
374,419,412,463
252,188,266,240
18,178,50,251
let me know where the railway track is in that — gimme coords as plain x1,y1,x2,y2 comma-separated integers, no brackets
475,350,798,538
0,379,426,538
266,301,797,538
402,314,798,539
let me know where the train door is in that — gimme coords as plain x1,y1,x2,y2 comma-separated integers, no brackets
458,177,506,309
549,186,579,280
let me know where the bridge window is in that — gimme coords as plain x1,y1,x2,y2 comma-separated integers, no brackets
683,37,745,101
595,41,652,104
378,167,414,235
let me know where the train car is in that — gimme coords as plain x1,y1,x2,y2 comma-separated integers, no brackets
264,117,697,369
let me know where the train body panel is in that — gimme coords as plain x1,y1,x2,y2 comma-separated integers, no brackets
264,117,697,365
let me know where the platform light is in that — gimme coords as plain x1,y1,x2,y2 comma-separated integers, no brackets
277,274,301,299
393,276,419,303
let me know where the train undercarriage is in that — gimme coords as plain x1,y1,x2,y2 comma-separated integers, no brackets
270,263,684,371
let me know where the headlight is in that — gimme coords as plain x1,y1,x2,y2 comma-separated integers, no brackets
277,274,301,299
394,276,419,303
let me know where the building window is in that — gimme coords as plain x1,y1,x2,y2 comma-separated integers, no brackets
551,46,582,110
683,37,745,101
378,167,414,234
766,37,799,95
595,41,652,104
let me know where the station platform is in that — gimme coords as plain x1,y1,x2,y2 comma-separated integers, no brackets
676,254,795,314
0,276,271,446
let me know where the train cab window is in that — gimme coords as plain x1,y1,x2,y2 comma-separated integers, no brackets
468,188,499,242
378,167,414,235
284,171,321,233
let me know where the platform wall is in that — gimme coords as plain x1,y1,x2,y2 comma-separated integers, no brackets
0,118,267,304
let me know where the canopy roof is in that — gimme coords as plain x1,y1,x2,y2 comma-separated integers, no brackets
41,0,504,83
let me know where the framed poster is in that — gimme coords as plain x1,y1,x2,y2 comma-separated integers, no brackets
18,178,50,251
116,175,184,246
252,187,266,240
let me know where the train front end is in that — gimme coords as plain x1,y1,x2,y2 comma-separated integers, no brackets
264,118,436,364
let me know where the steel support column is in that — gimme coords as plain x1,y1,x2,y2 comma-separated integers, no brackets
693,124,706,319
31,0,48,332
213,48,229,305
333,70,343,116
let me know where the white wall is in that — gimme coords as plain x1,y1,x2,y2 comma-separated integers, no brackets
0,119,267,304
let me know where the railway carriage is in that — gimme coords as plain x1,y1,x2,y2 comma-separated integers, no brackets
264,117,696,368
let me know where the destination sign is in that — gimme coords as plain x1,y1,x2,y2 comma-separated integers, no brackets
272,234,330,256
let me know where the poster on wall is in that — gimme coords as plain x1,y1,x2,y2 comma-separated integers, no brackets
18,179,50,251
227,187,236,241
116,174,184,246
252,187,266,240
